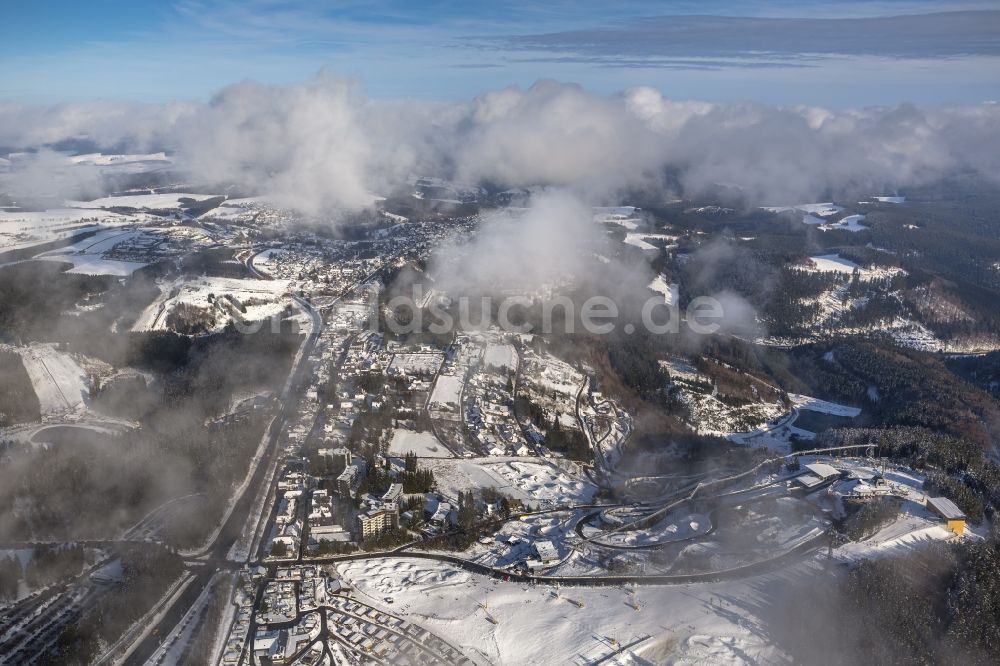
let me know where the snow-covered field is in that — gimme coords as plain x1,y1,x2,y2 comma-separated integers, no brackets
728,394,860,452
772,255,993,353
0,208,126,229
681,390,787,438
594,206,641,230
788,393,861,417
624,232,677,251
429,374,464,409
823,213,868,232
483,343,516,370
34,228,149,276
728,421,815,452
419,458,518,498
388,352,444,376
69,152,168,166
0,211,133,254
480,460,596,506
16,343,89,414
796,254,904,280
132,275,291,333
624,234,657,250
762,203,871,231
338,556,817,665
68,192,219,210
649,274,678,305
660,357,708,384
518,346,586,431
663,358,787,438
837,513,951,562
763,202,843,217
795,203,844,216
389,428,449,457
886,318,958,352
803,254,859,273
249,248,287,275
55,254,148,276
419,457,594,506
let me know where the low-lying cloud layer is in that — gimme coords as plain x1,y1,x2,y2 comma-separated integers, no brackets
3,73,1000,211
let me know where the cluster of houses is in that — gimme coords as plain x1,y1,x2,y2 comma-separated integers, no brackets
222,565,347,664
273,449,418,555
489,535,562,571
319,332,384,449
271,488,302,556
251,241,386,301
426,341,472,420
321,595,470,663
105,226,198,264
386,347,443,380
419,494,457,538
222,219,485,663
221,568,262,665
464,369,531,456
306,489,351,551
252,566,347,664
518,344,586,427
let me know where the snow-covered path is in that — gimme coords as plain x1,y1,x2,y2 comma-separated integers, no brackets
16,344,88,414
338,556,822,665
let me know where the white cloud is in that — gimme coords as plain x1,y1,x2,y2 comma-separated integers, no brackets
3,75,1000,211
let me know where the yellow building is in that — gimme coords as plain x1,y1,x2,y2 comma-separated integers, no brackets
357,504,399,539
927,496,966,535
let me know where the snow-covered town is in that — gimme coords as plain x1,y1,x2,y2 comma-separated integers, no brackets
4,11,1000,662
2,173,996,666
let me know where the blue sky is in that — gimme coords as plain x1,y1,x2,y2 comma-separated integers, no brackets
2,1,999,106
